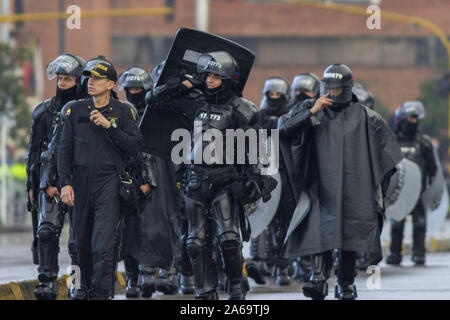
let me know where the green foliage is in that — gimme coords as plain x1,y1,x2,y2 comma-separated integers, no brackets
417,78,447,140
0,43,31,149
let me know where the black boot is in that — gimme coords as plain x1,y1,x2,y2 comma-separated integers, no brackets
275,266,290,286
226,277,248,300
386,252,402,265
302,251,332,300
412,254,425,265
387,219,405,265
34,281,58,300
335,250,358,300
70,287,88,300
138,265,156,298
195,290,219,300
335,284,358,300
178,274,195,294
156,267,178,295
245,261,266,285
125,274,140,298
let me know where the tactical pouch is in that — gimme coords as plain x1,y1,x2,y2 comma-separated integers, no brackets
118,170,141,215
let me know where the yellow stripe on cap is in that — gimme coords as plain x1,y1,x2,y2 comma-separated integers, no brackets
88,69,107,78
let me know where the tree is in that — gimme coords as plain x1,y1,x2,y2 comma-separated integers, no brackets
0,42,31,150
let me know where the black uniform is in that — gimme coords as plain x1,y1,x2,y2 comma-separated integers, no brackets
386,101,437,265
27,95,76,290
27,80,84,299
58,97,142,299
278,64,402,300
247,77,295,286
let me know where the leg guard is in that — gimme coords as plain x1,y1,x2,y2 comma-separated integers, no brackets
37,192,64,283
186,237,217,297
185,196,217,297
220,240,245,300
387,219,405,265
412,206,426,264
37,223,60,282
178,274,195,295
334,250,358,300
124,253,140,298
336,250,357,286
302,251,332,300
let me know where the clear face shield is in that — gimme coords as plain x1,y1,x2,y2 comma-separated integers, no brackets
46,54,82,80
263,78,289,100
320,79,353,104
118,67,153,91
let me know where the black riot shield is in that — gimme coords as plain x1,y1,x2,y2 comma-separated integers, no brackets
156,27,255,96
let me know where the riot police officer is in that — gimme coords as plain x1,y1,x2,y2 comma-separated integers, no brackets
117,66,153,298
26,53,85,300
352,82,375,110
118,66,154,119
288,73,320,108
386,101,437,266
147,51,261,299
286,73,320,283
278,64,402,300
182,51,259,300
245,77,294,286
58,58,142,299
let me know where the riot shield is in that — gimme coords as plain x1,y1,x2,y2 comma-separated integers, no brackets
384,158,422,222
155,27,255,96
247,171,282,239
422,145,449,232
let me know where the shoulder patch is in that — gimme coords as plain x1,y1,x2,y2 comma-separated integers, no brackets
122,100,138,122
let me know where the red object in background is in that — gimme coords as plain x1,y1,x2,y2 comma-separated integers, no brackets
22,60,35,95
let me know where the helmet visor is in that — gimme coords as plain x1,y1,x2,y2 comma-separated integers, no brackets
263,78,289,97
320,80,353,104
118,67,153,91
46,54,82,80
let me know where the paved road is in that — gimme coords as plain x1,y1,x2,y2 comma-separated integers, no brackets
1,227,450,300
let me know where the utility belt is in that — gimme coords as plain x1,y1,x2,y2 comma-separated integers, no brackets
186,165,240,191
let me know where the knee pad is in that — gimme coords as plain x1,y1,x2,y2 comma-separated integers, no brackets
38,224,57,244
219,239,241,256
186,238,204,259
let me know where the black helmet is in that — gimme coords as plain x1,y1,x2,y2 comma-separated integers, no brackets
320,64,354,104
197,51,239,83
291,73,320,100
262,77,290,101
352,82,375,109
395,101,425,123
46,53,85,80
118,66,153,91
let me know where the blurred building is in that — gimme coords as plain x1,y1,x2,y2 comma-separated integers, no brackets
8,0,450,111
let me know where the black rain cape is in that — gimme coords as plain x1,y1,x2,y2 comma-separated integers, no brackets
279,100,402,263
